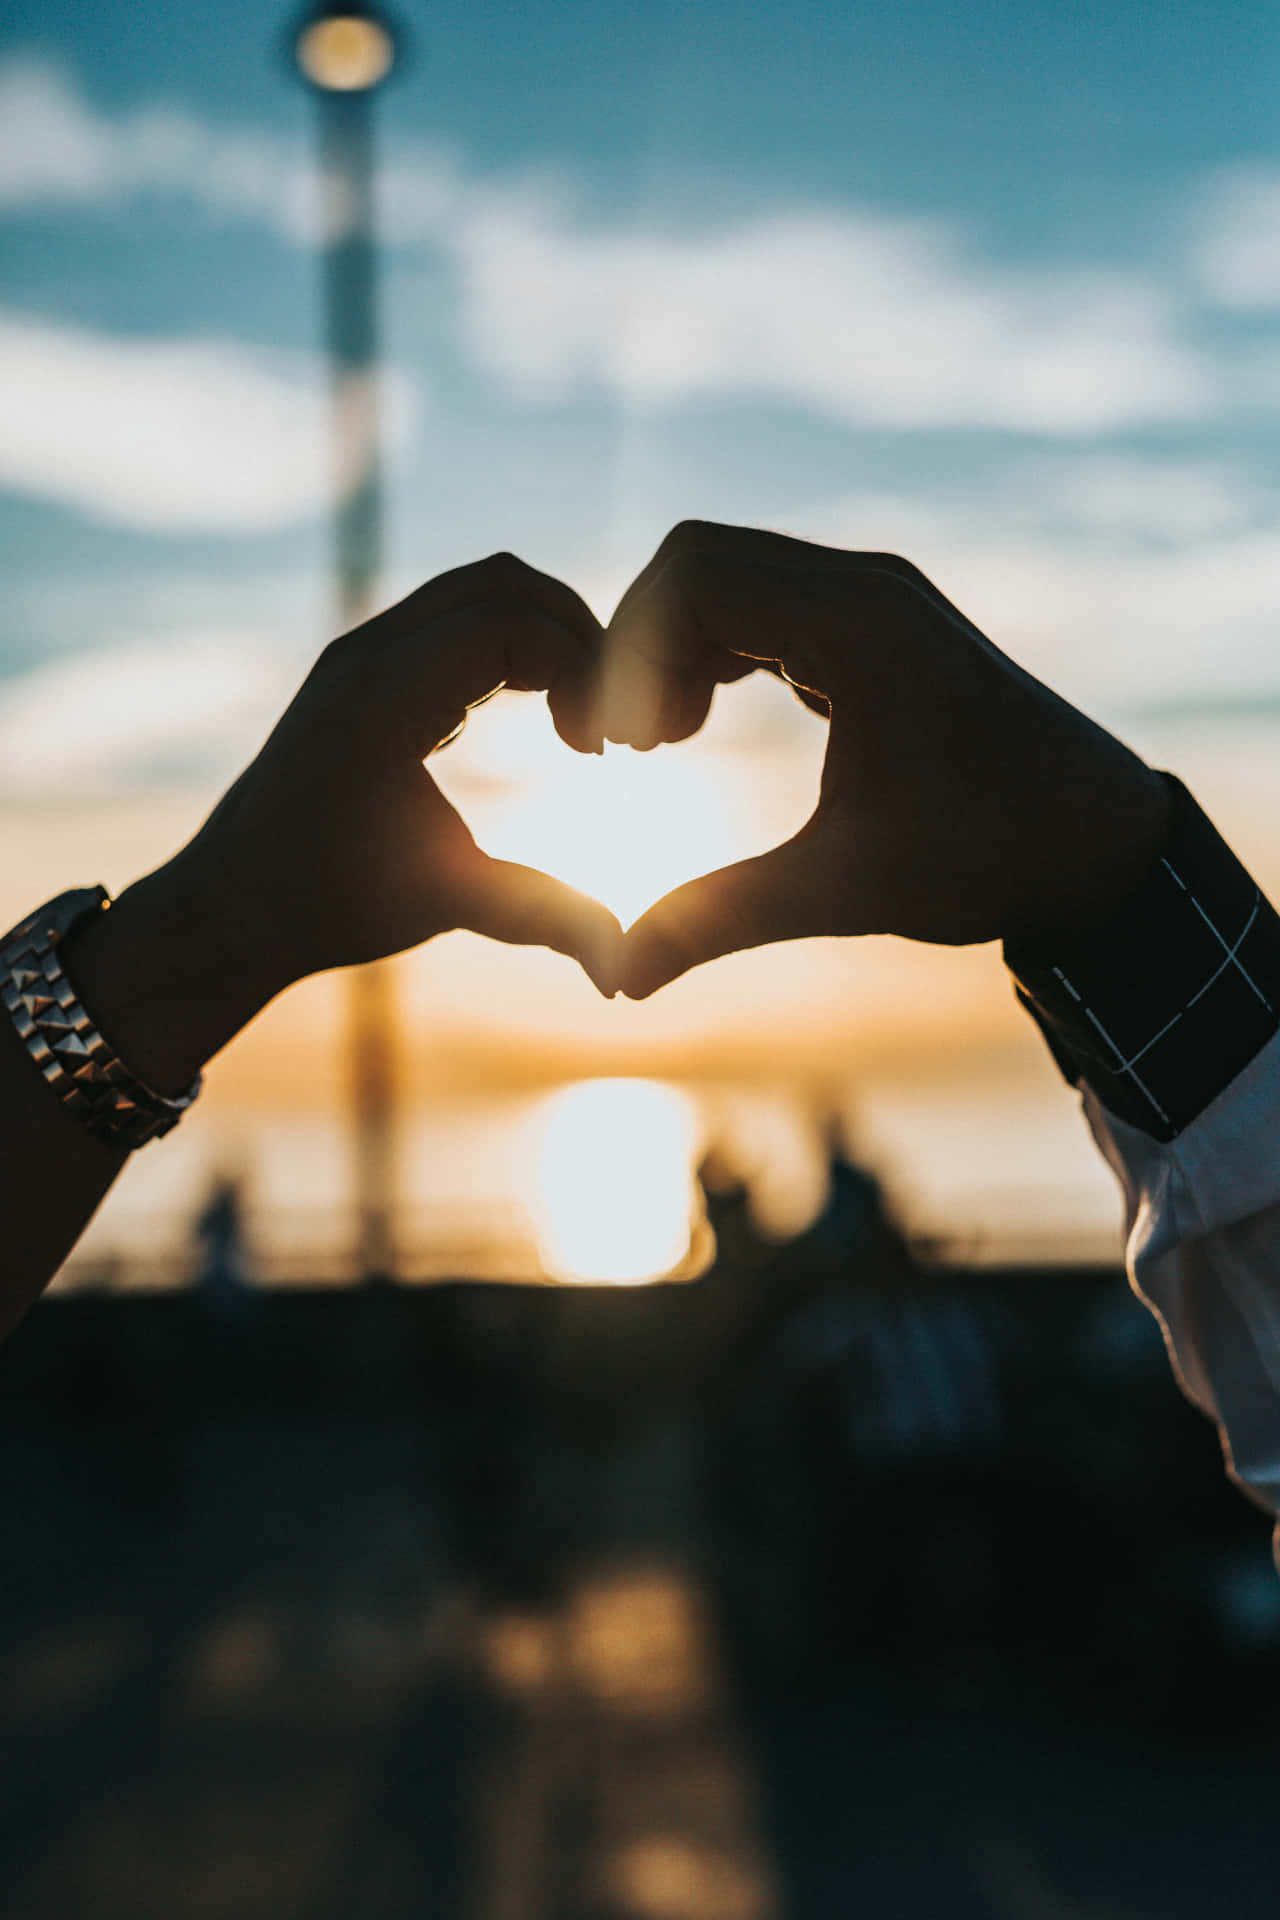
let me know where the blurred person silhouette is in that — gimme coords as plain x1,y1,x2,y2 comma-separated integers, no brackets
4,529,1280,1566
193,1172,250,1296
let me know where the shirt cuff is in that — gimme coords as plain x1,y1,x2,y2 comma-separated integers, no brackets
1005,773,1280,1141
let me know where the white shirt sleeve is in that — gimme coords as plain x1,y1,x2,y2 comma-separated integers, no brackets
1082,1025,1280,1562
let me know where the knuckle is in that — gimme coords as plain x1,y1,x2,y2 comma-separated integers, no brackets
861,551,929,597
856,565,914,614
479,549,531,589
653,539,711,604
316,630,361,679
662,518,712,555
425,551,534,604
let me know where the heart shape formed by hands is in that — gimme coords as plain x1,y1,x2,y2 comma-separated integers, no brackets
434,678,824,946
211,530,1167,1023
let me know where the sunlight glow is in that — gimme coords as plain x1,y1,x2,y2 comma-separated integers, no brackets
442,718,749,930
498,744,737,927
528,1080,700,1284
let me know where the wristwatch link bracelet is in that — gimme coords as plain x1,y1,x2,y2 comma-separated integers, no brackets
1,887,201,1151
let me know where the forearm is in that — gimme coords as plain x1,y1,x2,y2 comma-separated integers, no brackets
0,858,277,1334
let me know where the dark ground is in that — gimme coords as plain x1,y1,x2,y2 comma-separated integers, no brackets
4,1189,1280,1919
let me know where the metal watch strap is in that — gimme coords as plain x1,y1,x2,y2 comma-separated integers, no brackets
1,886,202,1150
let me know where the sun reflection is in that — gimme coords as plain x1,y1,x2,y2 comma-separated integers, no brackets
528,1079,701,1284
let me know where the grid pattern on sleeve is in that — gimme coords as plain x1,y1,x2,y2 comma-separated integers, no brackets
1005,775,1280,1142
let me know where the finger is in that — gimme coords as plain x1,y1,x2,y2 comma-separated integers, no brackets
758,658,831,719
598,588,766,749
601,523,843,747
340,604,605,764
619,819,837,1000
601,552,820,747
348,553,607,732
458,855,625,999
651,648,761,746
652,527,1006,671
547,668,605,756
603,521,982,747
644,649,825,745
606,520,870,660
609,521,818,626
367,551,603,663
599,541,716,748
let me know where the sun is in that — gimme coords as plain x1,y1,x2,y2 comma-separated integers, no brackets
432,690,782,930
525,1078,702,1283
488,742,744,928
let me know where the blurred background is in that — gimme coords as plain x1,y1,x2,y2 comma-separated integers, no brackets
6,2,1280,1914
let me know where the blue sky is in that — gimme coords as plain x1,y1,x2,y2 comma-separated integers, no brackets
5,0,1280,797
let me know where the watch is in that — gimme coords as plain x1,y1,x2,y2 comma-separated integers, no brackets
1,886,202,1151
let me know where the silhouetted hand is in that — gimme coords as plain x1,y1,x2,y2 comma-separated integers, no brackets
192,553,622,985
67,554,623,1093
601,522,1171,998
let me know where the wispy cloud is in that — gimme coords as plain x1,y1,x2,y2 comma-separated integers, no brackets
0,58,323,239
0,632,297,794
448,188,1216,434
3,448,1278,803
0,54,1231,439
970,450,1269,544
0,55,459,245
788,460,1280,715
1188,165,1280,310
0,309,417,532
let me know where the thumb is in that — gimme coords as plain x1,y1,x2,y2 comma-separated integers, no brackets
457,855,625,998
620,819,836,999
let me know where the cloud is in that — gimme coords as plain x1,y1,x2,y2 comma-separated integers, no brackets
0,56,459,245
0,58,317,238
0,309,417,532
1189,165,1280,309
0,633,297,795
4,461,1279,806
449,190,1216,435
786,458,1280,716
0,54,1225,439
987,450,1268,543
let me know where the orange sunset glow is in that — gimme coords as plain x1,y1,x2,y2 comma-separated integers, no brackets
15,662,1280,1289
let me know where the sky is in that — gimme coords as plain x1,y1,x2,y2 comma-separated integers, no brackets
6,1,1280,744
7,0,1280,1271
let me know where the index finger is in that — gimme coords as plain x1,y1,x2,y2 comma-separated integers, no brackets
351,551,607,747
608,521,876,629
602,521,985,746
601,522,845,746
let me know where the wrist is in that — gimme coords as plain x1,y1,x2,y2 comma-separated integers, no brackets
62,856,284,1097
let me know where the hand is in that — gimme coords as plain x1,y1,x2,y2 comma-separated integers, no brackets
599,522,1172,998
66,554,623,1090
